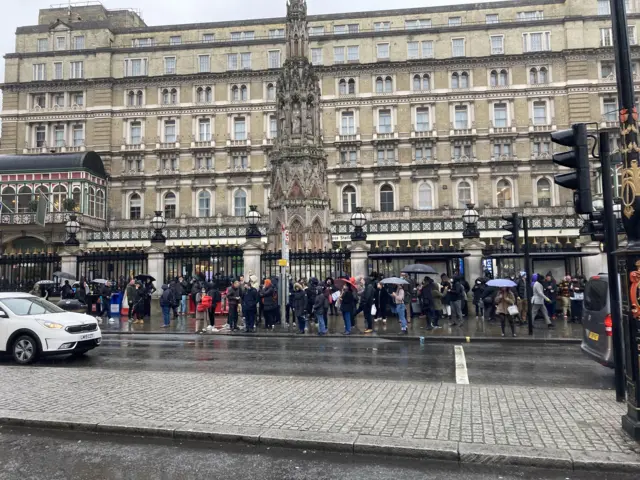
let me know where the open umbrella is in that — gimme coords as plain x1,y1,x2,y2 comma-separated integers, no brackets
381,277,410,285
90,279,109,285
486,279,517,288
334,277,357,289
53,271,75,281
134,274,156,282
35,280,55,285
401,264,437,274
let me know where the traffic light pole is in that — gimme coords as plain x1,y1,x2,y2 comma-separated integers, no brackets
523,216,533,336
600,131,626,402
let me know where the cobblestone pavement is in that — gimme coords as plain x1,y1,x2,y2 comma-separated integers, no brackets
0,366,637,456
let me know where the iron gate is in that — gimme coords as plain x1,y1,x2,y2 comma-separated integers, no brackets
164,246,243,285
0,253,61,291
76,250,148,282
261,250,351,281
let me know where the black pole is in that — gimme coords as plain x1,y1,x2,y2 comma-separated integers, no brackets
600,131,626,402
523,216,533,335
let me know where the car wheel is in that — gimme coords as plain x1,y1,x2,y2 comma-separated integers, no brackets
12,335,38,365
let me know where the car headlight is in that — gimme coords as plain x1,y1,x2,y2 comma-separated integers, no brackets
37,320,64,329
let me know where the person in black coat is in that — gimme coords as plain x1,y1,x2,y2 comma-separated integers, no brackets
144,279,156,318
61,280,74,300
242,280,260,332
361,277,376,332
420,278,435,329
339,284,356,335
325,277,338,316
471,278,485,319
260,279,278,330
374,281,391,323
292,283,308,334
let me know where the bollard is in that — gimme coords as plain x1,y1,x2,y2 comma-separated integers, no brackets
419,336,425,345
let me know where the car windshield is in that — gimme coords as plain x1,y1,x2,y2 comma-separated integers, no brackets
1,297,65,316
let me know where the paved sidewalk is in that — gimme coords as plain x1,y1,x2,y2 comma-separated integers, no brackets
0,367,638,471
100,311,584,342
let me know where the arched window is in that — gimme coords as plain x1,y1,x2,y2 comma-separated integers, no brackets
128,91,135,106
1,186,15,213
88,187,96,217
240,85,248,101
205,87,212,102
162,88,170,104
52,185,67,212
342,186,356,213
267,83,275,101
422,74,430,90
457,181,471,209
384,76,393,92
231,85,239,101
339,79,347,95
418,183,433,210
348,78,356,94
198,190,211,217
72,187,81,211
196,87,205,103
96,190,105,219
539,67,548,83
129,193,141,219
376,76,384,93
413,74,421,91
233,189,247,216
490,70,498,87
529,68,538,85
496,179,513,208
499,69,508,86
379,184,394,212
136,90,143,105
18,186,32,213
460,71,469,88
170,88,177,104
537,178,552,207
451,72,459,89
35,186,48,209
163,192,176,219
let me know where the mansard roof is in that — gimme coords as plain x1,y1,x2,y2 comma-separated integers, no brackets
0,151,107,178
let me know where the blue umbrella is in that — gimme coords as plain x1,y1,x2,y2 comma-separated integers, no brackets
486,279,517,288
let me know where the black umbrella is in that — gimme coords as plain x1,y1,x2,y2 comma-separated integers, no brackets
53,271,76,281
401,264,437,274
135,274,156,282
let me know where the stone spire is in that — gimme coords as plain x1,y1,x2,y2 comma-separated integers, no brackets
268,0,331,251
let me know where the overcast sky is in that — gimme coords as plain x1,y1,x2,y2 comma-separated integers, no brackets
1,0,501,101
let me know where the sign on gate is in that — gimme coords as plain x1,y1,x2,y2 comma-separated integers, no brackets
281,227,290,264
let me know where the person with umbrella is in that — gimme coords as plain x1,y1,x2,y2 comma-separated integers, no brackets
61,280,74,300
493,284,517,337
374,280,391,324
131,281,146,324
419,277,435,330
125,279,136,321
338,278,357,335
143,277,156,318
360,276,376,333
400,273,415,324
391,282,408,335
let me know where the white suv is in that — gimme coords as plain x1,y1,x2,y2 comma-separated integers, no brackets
0,293,102,365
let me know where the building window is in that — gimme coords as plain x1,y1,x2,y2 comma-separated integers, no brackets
128,90,144,106
234,117,246,140
162,88,178,105
405,19,431,29
231,31,254,41
129,194,141,219
490,69,508,86
379,184,394,212
454,105,468,129
533,101,548,125
601,28,613,47
418,183,434,210
452,38,465,57
604,98,618,121
269,115,278,138
241,53,251,69
269,28,285,38
486,14,499,24
233,190,247,216
416,107,430,131
33,94,46,108
163,192,177,219
598,0,611,15
412,74,431,91
202,33,215,42
170,36,182,45
518,11,544,21
600,62,614,79
629,26,638,45
338,78,356,95
53,62,63,80
407,42,419,59
127,158,142,173
334,47,345,64
340,150,357,165
374,22,391,31
457,181,472,208
72,92,84,106
341,112,355,135
72,124,84,146
537,178,552,207
56,36,66,50
449,17,462,26
72,35,85,50
311,48,323,64
451,71,469,88
378,109,392,133
342,186,357,213
37,38,48,52
268,50,281,69
493,143,511,158
453,144,472,161
493,103,508,127
377,148,395,164
309,26,325,36
164,120,176,143
375,76,393,93
529,66,549,84
125,58,148,76
491,35,504,55
52,93,65,107
162,157,178,172
377,43,390,60
70,61,83,79
197,157,213,171
196,86,212,103
53,125,65,147
266,83,276,101
347,46,359,62
198,55,210,73
334,24,359,34
532,140,551,157
35,125,46,147
415,146,433,162
422,41,434,58
523,32,551,52
198,191,211,217
132,38,153,47
33,64,46,81
496,179,513,208
198,118,211,141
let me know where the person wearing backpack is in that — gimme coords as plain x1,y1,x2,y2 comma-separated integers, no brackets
159,284,174,328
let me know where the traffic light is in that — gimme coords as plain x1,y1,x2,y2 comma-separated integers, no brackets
580,211,606,242
502,212,520,254
551,123,592,215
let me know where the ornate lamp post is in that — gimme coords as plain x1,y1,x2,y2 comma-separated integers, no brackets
245,205,262,239
350,207,367,241
150,211,167,243
462,203,480,238
64,214,80,246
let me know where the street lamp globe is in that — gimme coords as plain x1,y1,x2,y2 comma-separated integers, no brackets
350,207,367,241
462,203,480,239
64,214,81,246
245,205,262,239
150,211,167,243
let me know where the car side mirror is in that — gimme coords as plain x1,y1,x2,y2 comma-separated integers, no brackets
0,311,7,318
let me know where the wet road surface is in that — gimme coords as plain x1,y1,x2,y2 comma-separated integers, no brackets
2,335,615,390
0,427,634,480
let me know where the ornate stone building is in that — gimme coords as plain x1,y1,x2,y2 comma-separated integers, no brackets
0,0,632,275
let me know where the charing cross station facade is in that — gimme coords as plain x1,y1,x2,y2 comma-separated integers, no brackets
0,0,632,281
